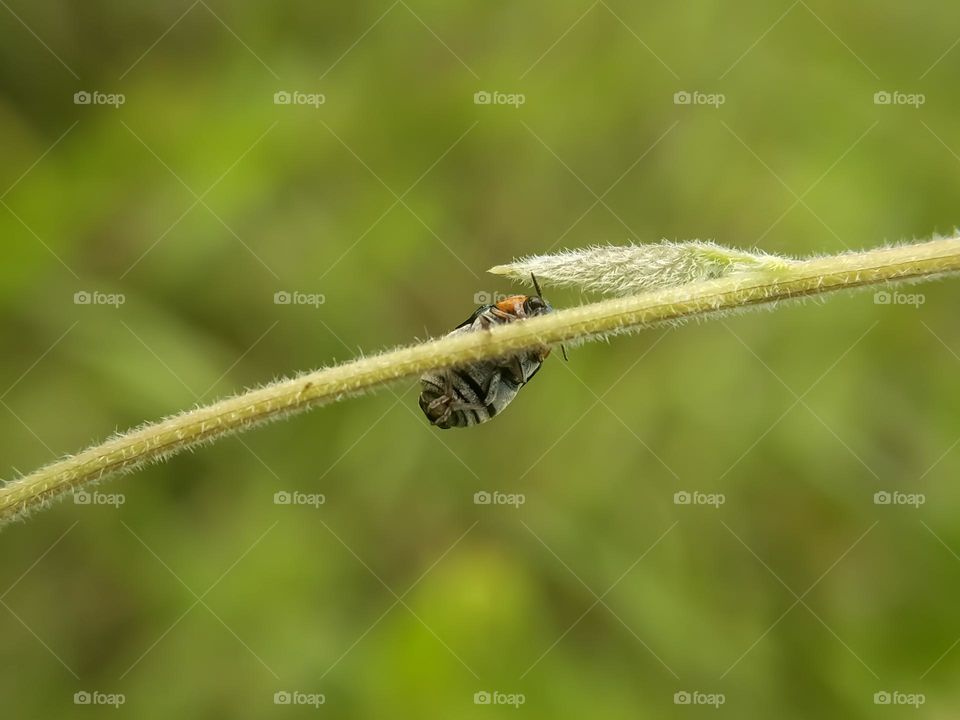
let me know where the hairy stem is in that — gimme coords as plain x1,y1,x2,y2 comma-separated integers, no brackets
2,237,959,527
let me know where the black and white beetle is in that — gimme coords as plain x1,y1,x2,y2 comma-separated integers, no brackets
419,275,562,429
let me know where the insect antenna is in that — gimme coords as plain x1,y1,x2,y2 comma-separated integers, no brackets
530,273,569,362
531,272,544,299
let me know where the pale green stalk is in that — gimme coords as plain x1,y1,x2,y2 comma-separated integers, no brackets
489,240,793,295
2,237,959,528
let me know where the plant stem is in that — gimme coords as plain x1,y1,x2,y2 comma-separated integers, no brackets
3,237,959,527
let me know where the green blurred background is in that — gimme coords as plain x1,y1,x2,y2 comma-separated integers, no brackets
1,1,959,717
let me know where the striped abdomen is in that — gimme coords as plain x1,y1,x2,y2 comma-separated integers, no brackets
419,352,543,429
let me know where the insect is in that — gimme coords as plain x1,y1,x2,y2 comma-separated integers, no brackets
419,275,562,429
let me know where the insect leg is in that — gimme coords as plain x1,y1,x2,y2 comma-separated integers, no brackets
481,369,503,406
503,355,526,385
425,395,448,411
